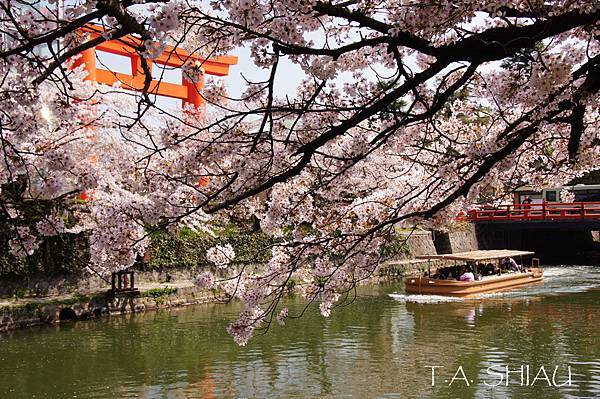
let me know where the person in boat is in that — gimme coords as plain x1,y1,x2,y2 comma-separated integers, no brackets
501,257,521,272
451,266,461,280
483,263,495,276
459,266,475,282
474,263,483,281
439,268,448,279
471,262,483,280
490,263,499,275
445,268,456,280
431,269,444,279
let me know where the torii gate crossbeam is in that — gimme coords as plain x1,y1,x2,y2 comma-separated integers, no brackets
71,25,238,108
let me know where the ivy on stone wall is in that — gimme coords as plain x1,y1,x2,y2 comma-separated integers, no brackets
380,232,411,259
144,226,275,269
0,222,275,278
0,221,408,278
0,232,90,278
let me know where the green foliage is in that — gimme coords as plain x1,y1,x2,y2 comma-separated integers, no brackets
285,278,298,291
0,301,41,314
0,232,90,278
23,302,41,312
54,294,97,305
144,287,178,305
315,276,328,288
0,219,274,279
143,287,178,298
0,189,88,278
146,225,275,269
0,294,104,315
380,232,410,260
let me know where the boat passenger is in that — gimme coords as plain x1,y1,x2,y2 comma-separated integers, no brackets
459,266,475,282
502,257,521,272
483,263,495,276
512,261,522,272
450,266,460,280
472,263,483,280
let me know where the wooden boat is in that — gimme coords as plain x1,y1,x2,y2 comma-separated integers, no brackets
404,250,544,297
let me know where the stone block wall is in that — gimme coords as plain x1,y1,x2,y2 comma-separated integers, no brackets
398,230,438,258
0,285,218,332
432,226,478,254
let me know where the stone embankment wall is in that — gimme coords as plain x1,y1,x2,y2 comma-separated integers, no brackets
0,227,478,298
379,225,479,278
0,284,217,332
398,229,438,258
395,225,478,259
432,225,479,254
0,266,205,298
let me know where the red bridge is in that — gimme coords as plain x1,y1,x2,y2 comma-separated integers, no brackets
460,202,600,222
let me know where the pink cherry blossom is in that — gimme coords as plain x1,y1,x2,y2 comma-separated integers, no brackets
206,244,236,268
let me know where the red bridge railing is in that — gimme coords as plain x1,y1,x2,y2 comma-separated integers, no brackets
459,202,600,222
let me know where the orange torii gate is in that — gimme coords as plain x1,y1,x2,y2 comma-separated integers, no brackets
70,26,236,202
71,25,238,108
69,27,238,289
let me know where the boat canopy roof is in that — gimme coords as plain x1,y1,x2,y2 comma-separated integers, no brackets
415,249,535,262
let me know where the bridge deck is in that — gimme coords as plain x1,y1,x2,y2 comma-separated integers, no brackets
460,202,600,222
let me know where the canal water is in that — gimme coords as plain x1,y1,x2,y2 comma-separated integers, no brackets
1,266,599,398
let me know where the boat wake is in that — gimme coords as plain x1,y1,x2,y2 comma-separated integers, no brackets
388,293,467,303
541,266,589,278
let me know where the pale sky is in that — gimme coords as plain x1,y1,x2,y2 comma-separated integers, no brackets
224,45,305,100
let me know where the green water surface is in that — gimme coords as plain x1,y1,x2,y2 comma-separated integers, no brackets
1,266,599,398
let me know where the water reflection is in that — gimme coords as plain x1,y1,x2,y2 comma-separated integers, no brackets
0,267,599,398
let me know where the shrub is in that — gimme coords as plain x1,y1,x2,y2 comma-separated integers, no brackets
0,222,275,278
144,287,178,298
380,232,410,260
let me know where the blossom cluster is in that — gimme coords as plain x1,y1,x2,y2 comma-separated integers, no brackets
206,244,236,268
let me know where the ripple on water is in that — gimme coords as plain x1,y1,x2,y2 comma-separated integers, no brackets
388,293,468,303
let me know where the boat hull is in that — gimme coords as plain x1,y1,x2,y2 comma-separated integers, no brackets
404,269,544,297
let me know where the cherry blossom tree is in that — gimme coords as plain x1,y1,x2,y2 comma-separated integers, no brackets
1,0,598,344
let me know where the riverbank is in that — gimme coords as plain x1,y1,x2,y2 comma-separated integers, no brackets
0,256,448,332
0,281,226,331
0,225,477,331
